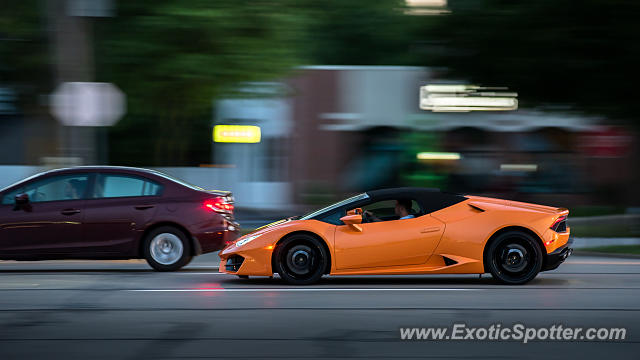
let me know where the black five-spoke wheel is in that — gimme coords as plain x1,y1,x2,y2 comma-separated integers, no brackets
274,234,327,285
486,230,543,285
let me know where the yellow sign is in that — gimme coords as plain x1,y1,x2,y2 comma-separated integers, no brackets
213,125,261,143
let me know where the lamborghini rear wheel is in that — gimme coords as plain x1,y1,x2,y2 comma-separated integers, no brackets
486,230,543,285
274,234,327,285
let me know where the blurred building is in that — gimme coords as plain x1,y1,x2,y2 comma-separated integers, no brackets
1,66,637,210
214,66,637,208
213,83,293,210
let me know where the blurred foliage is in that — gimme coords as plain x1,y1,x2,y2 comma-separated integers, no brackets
571,213,640,237
298,0,419,65
96,0,304,116
0,0,50,109
571,223,639,238
399,131,447,189
580,245,640,255
423,0,640,120
570,206,627,218
2,0,640,166
95,0,304,165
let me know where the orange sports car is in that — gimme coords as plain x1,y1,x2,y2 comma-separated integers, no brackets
219,188,572,285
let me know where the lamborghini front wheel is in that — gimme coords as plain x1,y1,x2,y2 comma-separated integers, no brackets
274,234,327,285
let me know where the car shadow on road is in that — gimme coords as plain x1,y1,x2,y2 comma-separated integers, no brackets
0,269,154,273
222,275,570,287
0,267,219,273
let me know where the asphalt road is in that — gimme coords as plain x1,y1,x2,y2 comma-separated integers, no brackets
1,253,639,360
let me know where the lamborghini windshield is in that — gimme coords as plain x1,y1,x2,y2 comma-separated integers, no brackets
300,193,369,220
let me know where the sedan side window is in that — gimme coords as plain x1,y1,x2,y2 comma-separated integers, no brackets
1,174,90,204
93,174,162,199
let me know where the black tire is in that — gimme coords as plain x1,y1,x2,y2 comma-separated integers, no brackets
143,226,192,271
237,275,249,279
274,234,327,285
485,230,543,285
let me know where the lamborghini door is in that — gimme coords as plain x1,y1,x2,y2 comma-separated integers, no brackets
334,215,445,270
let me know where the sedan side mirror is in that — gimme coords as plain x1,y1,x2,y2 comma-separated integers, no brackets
340,214,363,232
14,193,31,211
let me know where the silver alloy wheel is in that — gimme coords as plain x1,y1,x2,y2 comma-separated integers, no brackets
149,233,184,265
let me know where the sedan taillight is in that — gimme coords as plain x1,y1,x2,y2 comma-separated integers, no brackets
204,197,234,213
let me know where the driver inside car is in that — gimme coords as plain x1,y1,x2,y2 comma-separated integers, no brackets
64,179,84,200
363,199,415,222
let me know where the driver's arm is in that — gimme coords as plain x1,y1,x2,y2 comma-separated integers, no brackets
364,210,382,222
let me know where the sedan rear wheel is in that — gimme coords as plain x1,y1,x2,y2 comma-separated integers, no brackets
274,234,327,285
486,230,543,285
143,226,192,271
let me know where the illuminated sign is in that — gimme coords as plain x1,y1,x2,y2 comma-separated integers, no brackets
416,152,461,160
213,125,261,143
500,164,538,172
420,84,518,112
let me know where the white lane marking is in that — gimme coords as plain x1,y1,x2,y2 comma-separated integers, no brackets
127,288,479,292
185,266,220,269
172,272,225,275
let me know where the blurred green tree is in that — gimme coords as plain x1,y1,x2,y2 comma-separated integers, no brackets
297,0,417,65
0,1,50,110
95,0,304,165
4,0,638,166
419,0,640,120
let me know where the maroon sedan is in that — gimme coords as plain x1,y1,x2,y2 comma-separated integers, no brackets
0,166,239,271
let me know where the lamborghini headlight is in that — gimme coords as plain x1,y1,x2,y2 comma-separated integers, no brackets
236,233,261,247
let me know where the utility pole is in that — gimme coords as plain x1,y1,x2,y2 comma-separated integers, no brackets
47,0,114,166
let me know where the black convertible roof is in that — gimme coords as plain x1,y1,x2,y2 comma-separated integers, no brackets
365,187,467,214
366,187,441,198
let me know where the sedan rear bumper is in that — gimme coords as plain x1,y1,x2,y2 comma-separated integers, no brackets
193,228,240,254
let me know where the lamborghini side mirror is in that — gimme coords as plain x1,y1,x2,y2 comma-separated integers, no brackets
340,214,363,232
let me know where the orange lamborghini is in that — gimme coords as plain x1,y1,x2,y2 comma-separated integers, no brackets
219,188,572,285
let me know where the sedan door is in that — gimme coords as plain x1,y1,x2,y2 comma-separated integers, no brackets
80,173,161,255
0,174,89,256
334,215,445,270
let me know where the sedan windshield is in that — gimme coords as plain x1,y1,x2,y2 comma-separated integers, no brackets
300,193,369,220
